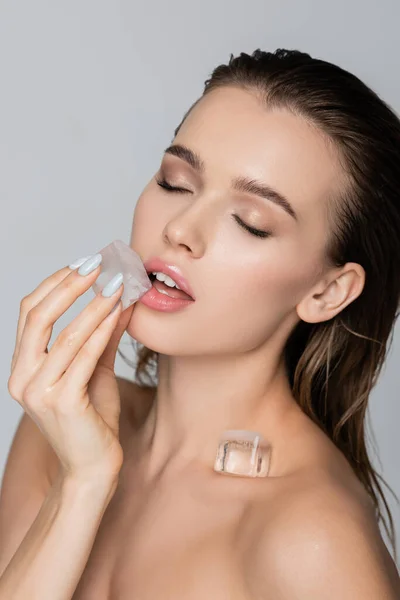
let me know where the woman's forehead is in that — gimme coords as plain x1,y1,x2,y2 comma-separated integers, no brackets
174,87,343,218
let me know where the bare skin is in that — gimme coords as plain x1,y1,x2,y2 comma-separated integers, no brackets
66,378,399,599
3,86,398,597
67,87,399,598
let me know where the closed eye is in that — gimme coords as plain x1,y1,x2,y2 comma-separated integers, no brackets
232,215,272,239
155,177,189,194
155,177,272,239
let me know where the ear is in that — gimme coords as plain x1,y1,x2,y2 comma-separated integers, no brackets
296,262,365,324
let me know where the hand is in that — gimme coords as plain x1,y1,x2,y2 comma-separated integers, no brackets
8,259,135,484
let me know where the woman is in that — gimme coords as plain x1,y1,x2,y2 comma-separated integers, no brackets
1,48,400,598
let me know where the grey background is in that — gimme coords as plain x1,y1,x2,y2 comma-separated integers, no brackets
1,0,399,563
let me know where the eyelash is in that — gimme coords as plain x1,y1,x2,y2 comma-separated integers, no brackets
155,177,272,239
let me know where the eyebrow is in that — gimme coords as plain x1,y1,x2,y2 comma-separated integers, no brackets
163,144,298,221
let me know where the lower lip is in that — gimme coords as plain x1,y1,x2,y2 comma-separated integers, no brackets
139,284,195,312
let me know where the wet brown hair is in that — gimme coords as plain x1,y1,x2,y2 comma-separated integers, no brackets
119,48,400,561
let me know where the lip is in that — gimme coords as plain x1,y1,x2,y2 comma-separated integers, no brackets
143,257,196,300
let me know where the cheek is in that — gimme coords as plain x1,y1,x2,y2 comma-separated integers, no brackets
220,266,296,319
232,249,311,305
208,253,316,331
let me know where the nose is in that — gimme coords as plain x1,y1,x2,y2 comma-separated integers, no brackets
161,201,213,257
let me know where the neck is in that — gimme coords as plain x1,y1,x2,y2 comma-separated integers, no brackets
134,346,302,481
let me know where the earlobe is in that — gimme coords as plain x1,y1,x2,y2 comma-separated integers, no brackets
296,263,365,324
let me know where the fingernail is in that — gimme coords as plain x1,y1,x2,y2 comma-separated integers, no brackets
102,272,124,297
77,253,103,276
68,255,93,270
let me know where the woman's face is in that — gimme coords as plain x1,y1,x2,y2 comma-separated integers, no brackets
127,86,342,356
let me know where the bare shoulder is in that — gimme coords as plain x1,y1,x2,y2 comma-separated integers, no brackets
248,466,400,599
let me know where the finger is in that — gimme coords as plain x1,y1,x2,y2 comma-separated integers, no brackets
63,298,124,391
14,265,103,377
11,267,72,371
23,283,124,391
97,302,135,371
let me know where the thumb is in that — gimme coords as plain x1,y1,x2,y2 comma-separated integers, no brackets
98,302,136,370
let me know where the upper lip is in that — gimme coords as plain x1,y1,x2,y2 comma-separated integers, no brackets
143,257,196,300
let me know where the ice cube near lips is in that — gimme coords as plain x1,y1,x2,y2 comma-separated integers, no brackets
91,240,152,310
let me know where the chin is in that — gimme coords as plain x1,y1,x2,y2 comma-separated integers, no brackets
125,302,186,355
